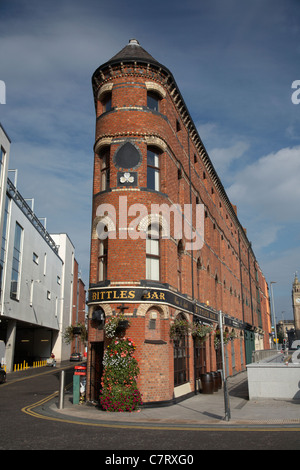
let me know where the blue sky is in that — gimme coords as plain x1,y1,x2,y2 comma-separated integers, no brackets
0,0,299,321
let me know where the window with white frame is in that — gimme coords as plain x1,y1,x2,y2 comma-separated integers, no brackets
146,223,160,281
147,147,160,191
98,238,108,282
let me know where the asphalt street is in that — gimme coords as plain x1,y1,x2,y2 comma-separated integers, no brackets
0,362,299,451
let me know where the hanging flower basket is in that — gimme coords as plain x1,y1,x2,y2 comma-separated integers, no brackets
229,330,237,341
191,323,212,343
104,315,130,339
169,318,190,340
214,329,230,349
63,323,87,344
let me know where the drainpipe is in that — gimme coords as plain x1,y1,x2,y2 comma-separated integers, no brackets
187,126,197,394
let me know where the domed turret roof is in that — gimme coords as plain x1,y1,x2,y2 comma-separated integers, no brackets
108,39,161,66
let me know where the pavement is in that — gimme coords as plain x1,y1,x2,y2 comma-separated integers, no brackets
31,367,300,428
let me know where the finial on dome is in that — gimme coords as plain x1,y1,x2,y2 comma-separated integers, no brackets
128,39,140,46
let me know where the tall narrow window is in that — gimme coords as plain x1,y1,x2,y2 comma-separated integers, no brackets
100,148,110,191
10,222,23,300
177,240,184,292
43,252,47,276
98,239,108,282
146,223,160,281
196,258,201,301
102,92,112,112
147,148,160,191
147,91,160,111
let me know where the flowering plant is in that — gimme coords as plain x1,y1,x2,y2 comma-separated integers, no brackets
104,314,130,338
191,323,213,342
214,329,231,348
169,318,190,340
104,317,119,338
100,337,142,412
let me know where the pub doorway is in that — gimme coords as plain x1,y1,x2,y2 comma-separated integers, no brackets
89,342,104,402
194,339,206,393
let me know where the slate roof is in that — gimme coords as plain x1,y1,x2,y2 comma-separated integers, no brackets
109,39,159,63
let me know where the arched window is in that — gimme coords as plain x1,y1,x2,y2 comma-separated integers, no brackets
147,147,160,191
146,223,160,281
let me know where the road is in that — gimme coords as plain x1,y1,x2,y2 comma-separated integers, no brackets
0,364,299,453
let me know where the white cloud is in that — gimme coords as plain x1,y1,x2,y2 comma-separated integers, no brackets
209,141,250,178
227,146,300,223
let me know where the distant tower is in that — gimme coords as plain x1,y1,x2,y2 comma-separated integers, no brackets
292,273,300,339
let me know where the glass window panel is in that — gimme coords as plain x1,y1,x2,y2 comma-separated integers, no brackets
103,93,112,112
147,149,159,167
154,170,159,191
147,167,155,190
147,92,159,111
146,257,159,281
147,167,159,191
146,238,159,256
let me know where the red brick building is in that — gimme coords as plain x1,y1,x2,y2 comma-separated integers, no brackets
86,40,271,404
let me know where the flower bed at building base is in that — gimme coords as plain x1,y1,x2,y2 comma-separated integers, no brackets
100,336,143,412
100,384,142,412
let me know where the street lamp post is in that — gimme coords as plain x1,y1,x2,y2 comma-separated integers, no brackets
219,310,231,421
270,281,278,350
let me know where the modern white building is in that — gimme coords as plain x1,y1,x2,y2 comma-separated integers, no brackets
50,233,76,362
0,124,84,371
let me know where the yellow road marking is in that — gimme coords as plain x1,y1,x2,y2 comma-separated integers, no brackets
22,392,300,432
